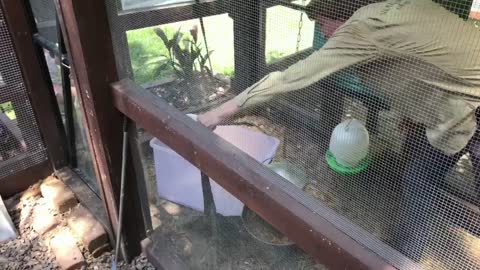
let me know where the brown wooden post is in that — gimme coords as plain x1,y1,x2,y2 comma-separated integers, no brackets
54,0,146,258
230,0,265,93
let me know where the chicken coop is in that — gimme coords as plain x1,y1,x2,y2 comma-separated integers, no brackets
0,0,479,269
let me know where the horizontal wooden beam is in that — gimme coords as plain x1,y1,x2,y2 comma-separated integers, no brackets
111,78,412,270
0,160,51,197
263,48,314,75
263,0,307,11
117,0,230,31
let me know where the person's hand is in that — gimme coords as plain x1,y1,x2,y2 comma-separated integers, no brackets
198,111,222,130
197,99,241,130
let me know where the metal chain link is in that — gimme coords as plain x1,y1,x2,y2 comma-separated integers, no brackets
295,0,306,52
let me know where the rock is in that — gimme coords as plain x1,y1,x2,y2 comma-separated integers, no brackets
40,176,78,213
0,255,9,264
32,202,59,235
67,205,109,257
4,193,20,211
19,201,34,231
20,182,42,203
50,230,85,270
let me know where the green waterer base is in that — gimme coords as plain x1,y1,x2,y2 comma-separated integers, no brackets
325,150,370,175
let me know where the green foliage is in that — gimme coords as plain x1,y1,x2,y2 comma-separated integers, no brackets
127,27,176,84
154,27,213,82
266,50,287,64
0,102,16,120
222,66,235,77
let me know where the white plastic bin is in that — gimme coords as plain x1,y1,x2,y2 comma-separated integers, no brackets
0,195,17,242
150,125,280,216
150,139,204,212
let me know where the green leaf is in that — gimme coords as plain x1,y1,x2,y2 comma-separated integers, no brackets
199,50,213,70
173,29,183,44
172,43,186,67
191,50,200,64
154,28,169,47
154,62,172,77
165,30,183,51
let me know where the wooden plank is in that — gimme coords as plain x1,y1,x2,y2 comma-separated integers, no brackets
263,0,307,11
54,0,146,259
0,160,51,197
117,0,229,31
263,48,314,75
111,79,414,270
0,0,68,169
127,123,153,235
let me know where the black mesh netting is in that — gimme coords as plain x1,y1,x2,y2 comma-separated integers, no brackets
0,6,48,178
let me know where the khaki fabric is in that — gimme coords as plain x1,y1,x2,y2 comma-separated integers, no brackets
234,0,480,155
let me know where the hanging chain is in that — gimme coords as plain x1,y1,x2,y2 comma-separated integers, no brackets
295,0,306,52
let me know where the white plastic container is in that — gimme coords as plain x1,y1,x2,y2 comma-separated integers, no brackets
329,119,370,168
150,125,280,216
0,195,17,243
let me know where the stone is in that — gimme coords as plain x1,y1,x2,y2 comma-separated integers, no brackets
50,230,85,270
91,243,111,258
40,176,78,212
4,193,20,211
20,182,42,203
19,202,34,231
32,203,59,235
67,205,109,257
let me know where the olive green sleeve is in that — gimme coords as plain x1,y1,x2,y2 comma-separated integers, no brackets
233,23,379,110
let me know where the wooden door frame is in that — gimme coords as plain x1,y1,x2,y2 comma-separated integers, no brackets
53,0,146,259
0,0,68,196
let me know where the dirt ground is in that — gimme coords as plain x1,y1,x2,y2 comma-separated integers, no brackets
1,192,156,270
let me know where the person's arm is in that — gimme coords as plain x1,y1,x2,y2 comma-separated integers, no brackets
199,22,379,128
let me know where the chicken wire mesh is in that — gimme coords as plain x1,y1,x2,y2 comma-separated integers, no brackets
105,0,480,269
0,7,48,179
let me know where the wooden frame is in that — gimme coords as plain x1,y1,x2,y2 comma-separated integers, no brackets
111,79,421,270
0,0,68,170
104,0,312,97
0,160,51,197
117,0,229,30
54,0,146,259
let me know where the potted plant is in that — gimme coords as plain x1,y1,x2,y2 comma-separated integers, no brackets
147,26,230,111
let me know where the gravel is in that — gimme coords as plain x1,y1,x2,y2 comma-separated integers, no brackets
1,192,156,270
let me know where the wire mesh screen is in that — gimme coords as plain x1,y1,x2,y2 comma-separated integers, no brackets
105,0,480,269
0,7,48,179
